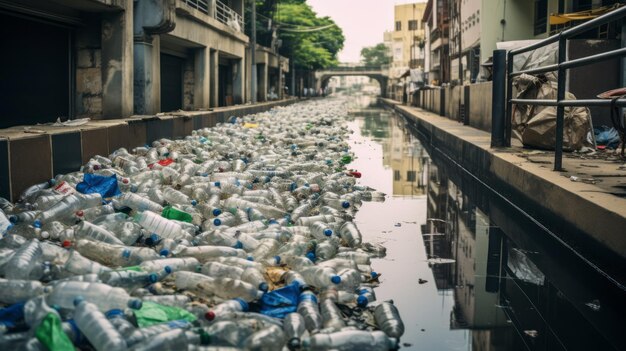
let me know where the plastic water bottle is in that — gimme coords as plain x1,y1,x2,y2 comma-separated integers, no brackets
125,320,193,347
297,291,322,332
373,301,405,338
163,188,193,206
134,211,187,240
0,278,46,304
175,245,247,262
47,281,142,311
0,210,14,235
5,239,43,279
74,220,125,245
74,239,160,266
129,329,205,350
299,266,341,288
338,221,362,248
141,294,190,308
174,271,263,301
335,251,371,265
283,312,306,350
61,249,112,277
315,241,337,261
335,268,363,292
73,299,127,351
205,298,249,321
114,193,163,213
105,309,136,338
214,256,264,271
244,324,285,351
301,330,398,351
139,257,199,273
240,267,268,292
320,299,345,331
35,193,102,226
100,268,169,288
200,261,244,279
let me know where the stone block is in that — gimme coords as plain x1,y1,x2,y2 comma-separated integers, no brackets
77,49,94,68
77,68,102,95
82,96,103,116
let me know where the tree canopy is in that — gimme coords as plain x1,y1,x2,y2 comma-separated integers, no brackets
360,43,391,66
246,0,345,70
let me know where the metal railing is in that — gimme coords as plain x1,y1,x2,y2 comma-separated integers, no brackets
322,66,383,72
182,0,209,15
491,6,626,171
216,0,243,31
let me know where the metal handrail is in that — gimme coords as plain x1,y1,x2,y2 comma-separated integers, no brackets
324,66,383,71
182,0,209,15
495,5,626,171
215,0,243,31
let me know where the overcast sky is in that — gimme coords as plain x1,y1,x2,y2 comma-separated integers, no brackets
307,0,426,63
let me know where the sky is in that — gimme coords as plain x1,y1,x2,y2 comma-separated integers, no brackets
307,0,426,63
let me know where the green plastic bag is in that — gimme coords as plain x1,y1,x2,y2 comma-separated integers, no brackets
134,301,196,327
161,206,193,223
35,312,74,351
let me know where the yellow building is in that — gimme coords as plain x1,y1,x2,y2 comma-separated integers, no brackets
391,2,427,73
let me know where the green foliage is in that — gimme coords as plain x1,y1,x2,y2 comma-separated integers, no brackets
360,43,391,66
247,0,345,70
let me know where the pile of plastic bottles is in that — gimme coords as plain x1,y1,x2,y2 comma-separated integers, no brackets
0,99,405,350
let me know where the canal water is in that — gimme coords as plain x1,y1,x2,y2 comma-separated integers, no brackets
343,95,626,351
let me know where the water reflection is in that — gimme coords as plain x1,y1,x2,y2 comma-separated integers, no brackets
347,95,625,350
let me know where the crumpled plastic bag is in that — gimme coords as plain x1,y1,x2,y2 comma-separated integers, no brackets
594,126,620,149
35,312,74,351
133,301,196,327
76,173,121,199
259,283,300,318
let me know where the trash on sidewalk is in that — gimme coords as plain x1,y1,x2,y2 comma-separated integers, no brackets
0,99,404,350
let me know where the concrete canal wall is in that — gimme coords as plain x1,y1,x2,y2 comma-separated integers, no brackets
0,99,298,202
381,98,626,268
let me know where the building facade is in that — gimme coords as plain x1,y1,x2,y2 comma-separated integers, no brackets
0,0,288,129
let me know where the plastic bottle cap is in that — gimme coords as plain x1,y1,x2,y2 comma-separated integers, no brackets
323,229,333,236
191,200,197,206
122,249,131,259
214,181,221,188
164,266,173,274
76,210,84,217
371,272,379,279
8,215,18,223
62,240,72,248
331,275,341,284
73,296,85,306
268,219,278,225
234,241,243,249
288,338,301,350
213,218,222,226
274,255,281,265
306,252,316,262
259,282,269,292
357,295,369,307
128,299,143,310
5,223,14,232
130,184,138,193
122,178,129,184
235,298,249,311
49,179,56,186
149,273,159,283
341,201,350,209
246,256,254,261
205,311,216,321
40,231,50,239
160,249,170,257
33,220,42,228
212,208,222,216
105,309,124,318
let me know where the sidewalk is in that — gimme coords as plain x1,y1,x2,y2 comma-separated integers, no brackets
382,98,626,261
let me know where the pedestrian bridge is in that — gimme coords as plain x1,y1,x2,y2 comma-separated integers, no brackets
314,66,388,96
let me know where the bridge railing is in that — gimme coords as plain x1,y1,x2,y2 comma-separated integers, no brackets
322,66,382,72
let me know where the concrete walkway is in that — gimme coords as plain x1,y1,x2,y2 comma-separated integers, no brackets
382,98,626,262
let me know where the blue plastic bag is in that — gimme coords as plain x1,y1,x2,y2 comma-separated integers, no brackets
0,302,25,329
259,283,300,318
594,126,620,149
76,173,121,198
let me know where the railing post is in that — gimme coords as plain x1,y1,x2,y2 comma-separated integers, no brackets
554,37,567,171
491,49,506,147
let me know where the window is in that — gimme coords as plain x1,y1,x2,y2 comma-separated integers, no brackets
395,21,401,31
394,170,401,181
407,171,417,182
534,0,547,35
408,20,418,30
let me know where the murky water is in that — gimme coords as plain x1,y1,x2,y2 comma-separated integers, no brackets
344,95,626,351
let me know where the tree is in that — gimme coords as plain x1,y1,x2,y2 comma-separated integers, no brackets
360,43,391,66
247,0,345,70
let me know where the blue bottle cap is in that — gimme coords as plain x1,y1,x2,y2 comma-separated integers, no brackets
191,200,198,206
149,273,159,283
160,249,170,257
331,275,342,284
214,181,221,188
247,256,254,261
6,224,13,232
259,282,269,292
150,233,160,243
341,201,350,209
130,184,138,193
105,309,124,318
202,173,209,177
234,298,249,311
73,296,85,306
212,208,222,216
33,220,42,228
164,266,173,274
128,299,143,310
234,241,243,249
49,179,57,186
357,295,369,307
370,271,379,279
8,215,18,224
290,183,297,192
213,218,222,226
323,229,333,236
268,219,278,225
274,255,281,265
306,252,316,262
122,249,131,259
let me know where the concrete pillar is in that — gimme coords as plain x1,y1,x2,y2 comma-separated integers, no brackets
101,0,133,118
210,50,219,107
133,36,160,114
194,47,210,109
258,63,268,102
278,62,284,100
233,58,244,105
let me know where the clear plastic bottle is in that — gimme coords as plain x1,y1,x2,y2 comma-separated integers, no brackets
320,299,345,331
74,220,124,245
315,241,337,261
309,221,334,241
47,281,142,311
214,256,264,271
130,329,205,351
79,204,115,222
298,266,341,288
105,309,136,338
134,211,186,240
114,193,163,213
61,249,112,277
200,261,244,279
240,267,268,292
139,257,199,273
251,238,280,261
73,299,128,351
301,330,397,351
283,312,306,351
297,291,322,333
8,210,38,225
35,193,102,226
175,246,247,262
141,295,190,308
212,212,237,227
335,251,371,265
5,239,43,279
174,271,263,302
0,278,45,304
100,268,169,288
74,239,160,266
373,301,405,338
338,222,362,248
335,268,363,292
243,324,284,351
295,215,337,227
125,320,193,347
205,298,249,321
163,188,193,206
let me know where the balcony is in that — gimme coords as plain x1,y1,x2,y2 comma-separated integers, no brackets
181,0,243,31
